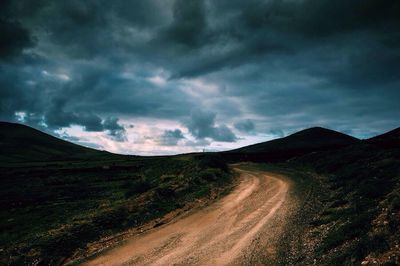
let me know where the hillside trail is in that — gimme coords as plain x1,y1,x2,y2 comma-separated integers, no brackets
81,167,290,266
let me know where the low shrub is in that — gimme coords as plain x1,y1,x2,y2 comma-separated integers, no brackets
195,154,229,172
124,178,152,198
388,191,400,211
358,178,393,199
155,184,176,199
198,168,224,182
318,211,375,253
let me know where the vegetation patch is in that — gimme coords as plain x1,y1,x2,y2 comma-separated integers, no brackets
0,153,233,265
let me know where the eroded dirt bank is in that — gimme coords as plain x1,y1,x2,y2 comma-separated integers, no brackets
81,167,291,266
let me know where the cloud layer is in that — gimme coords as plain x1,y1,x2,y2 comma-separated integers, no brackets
1,0,399,154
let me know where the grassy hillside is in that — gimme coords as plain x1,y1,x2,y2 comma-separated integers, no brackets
277,129,400,265
0,122,232,265
367,127,400,148
223,127,359,162
0,122,116,164
217,125,400,265
1,154,232,265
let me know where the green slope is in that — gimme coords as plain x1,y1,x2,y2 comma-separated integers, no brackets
0,122,113,163
224,127,359,162
366,127,400,148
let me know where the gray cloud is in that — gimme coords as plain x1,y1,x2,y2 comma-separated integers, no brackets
162,0,207,47
0,1,35,61
234,119,255,133
186,109,237,142
184,138,210,147
159,129,185,146
268,129,285,138
102,117,126,142
0,20,34,60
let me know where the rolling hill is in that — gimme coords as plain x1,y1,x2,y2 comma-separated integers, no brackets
0,122,114,163
224,127,359,162
366,127,400,148
0,123,362,164
0,121,232,265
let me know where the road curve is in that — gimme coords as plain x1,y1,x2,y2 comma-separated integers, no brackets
82,168,290,266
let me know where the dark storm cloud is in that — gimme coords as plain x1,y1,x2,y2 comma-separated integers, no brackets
43,93,128,140
159,129,185,146
213,0,400,38
45,106,127,141
0,20,34,60
268,129,285,138
0,56,196,131
155,0,400,85
235,120,255,133
103,117,126,142
184,138,210,147
0,0,399,150
162,0,207,47
186,109,237,142
79,114,103,132
0,64,40,120
0,1,35,60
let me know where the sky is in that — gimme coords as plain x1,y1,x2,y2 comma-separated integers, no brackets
0,0,399,155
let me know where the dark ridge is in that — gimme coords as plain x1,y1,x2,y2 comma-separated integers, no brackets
223,127,359,163
368,127,400,140
366,127,400,148
0,121,114,163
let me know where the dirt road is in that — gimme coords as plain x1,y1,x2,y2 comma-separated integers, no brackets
82,168,290,266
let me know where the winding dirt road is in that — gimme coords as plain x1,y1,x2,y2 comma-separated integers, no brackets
82,168,290,266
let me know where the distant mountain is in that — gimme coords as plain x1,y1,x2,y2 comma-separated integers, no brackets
0,122,112,163
366,127,400,148
2,121,397,165
224,127,359,162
